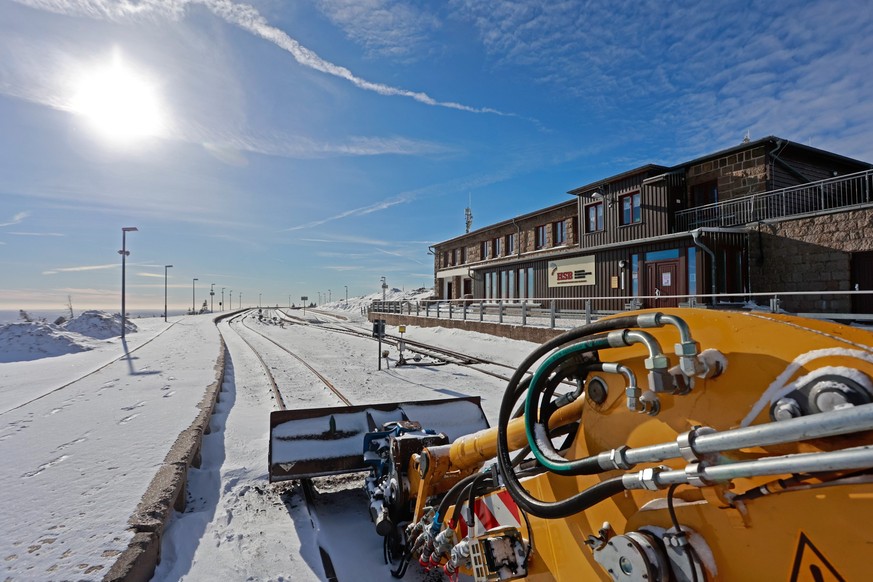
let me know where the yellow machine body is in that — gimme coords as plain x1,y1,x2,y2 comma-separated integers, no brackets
425,308,873,581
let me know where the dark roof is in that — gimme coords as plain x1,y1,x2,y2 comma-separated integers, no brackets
434,197,576,248
567,164,669,196
676,135,872,171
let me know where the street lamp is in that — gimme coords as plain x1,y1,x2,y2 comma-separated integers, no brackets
221,287,225,311
229,289,232,310
210,283,215,313
164,265,173,322
192,278,198,314
259,293,262,308
119,227,138,340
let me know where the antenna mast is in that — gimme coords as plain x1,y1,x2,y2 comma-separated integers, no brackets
465,193,473,233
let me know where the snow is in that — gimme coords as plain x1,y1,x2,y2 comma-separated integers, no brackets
0,291,533,581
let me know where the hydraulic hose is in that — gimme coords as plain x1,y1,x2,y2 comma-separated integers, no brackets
524,340,611,475
496,315,646,519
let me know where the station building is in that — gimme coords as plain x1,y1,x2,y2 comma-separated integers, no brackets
432,136,873,314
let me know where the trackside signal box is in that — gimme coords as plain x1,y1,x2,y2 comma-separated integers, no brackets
372,319,386,337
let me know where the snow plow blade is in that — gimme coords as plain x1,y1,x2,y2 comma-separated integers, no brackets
268,396,489,482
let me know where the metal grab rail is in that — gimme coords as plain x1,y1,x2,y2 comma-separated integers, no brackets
676,169,873,231
369,290,873,329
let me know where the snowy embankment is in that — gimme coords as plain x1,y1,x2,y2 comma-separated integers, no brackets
1,294,539,581
0,310,222,580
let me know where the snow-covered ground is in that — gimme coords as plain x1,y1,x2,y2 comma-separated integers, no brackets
0,291,538,581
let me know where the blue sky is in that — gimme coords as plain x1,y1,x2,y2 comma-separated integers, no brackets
2,0,872,311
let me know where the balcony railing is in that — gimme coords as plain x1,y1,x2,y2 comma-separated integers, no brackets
675,169,873,231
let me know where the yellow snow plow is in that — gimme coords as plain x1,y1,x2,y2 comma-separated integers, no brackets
269,308,873,581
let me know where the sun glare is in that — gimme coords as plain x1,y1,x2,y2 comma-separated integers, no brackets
72,54,164,141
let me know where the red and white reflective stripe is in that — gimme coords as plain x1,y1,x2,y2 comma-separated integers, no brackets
473,490,521,536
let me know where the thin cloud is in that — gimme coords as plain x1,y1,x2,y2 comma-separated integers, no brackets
9,231,64,237
42,263,118,275
15,0,514,117
285,196,410,231
0,211,30,227
315,0,441,61
203,0,512,116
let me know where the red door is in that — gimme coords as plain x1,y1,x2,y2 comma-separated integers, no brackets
645,259,684,308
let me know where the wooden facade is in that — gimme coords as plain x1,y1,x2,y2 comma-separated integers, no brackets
433,136,871,310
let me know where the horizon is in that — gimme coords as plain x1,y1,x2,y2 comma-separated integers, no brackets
3,0,872,311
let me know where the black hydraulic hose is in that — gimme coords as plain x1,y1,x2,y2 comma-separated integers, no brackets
496,316,643,519
435,473,481,530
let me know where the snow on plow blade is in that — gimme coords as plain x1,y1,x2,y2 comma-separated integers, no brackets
269,396,489,482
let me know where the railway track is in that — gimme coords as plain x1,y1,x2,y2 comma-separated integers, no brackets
274,307,522,383
220,310,348,580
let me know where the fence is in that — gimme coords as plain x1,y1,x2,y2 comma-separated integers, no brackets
368,290,873,331
675,169,873,231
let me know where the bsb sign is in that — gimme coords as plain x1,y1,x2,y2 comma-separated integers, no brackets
548,256,596,287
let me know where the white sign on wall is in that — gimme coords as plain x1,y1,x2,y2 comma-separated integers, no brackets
548,255,596,287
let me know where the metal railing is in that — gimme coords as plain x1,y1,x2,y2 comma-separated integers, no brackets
675,169,873,231
369,290,873,331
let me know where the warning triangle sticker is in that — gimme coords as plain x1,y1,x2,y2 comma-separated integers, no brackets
789,532,845,582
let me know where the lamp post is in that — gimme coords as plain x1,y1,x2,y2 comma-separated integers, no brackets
345,285,348,302
192,278,198,314
221,287,225,311
229,289,232,310
164,265,173,322
328,289,332,303
381,276,387,301
259,293,262,308
210,283,215,313
119,227,138,340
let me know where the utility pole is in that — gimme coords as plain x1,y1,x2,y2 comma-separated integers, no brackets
164,265,173,322
119,227,138,340
192,278,198,314
221,287,225,311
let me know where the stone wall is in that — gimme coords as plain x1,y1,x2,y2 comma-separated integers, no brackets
687,144,769,201
370,312,565,344
750,208,873,312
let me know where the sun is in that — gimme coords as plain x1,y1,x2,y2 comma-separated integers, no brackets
72,53,164,141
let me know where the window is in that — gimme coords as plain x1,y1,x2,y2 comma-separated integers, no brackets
535,225,547,249
501,271,508,299
691,180,718,207
443,251,451,267
508,270,516,299
460,247,466,264
481,241,489,260
485,270,492,298
528,268,535,298
493,237,502,257
505,233,516,255
518,268,527,299
454,248,462,265
586,203,604,232
553,221,566,245
620,192,642,226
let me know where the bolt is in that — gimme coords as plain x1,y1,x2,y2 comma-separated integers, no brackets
773,398,802,421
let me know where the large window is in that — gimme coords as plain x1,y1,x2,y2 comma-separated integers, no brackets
508,270,516,299
586,203,604,232
553,221,566,245
535,225,547,249
481,241,489,260
493,237,502,257
620,192,642,226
